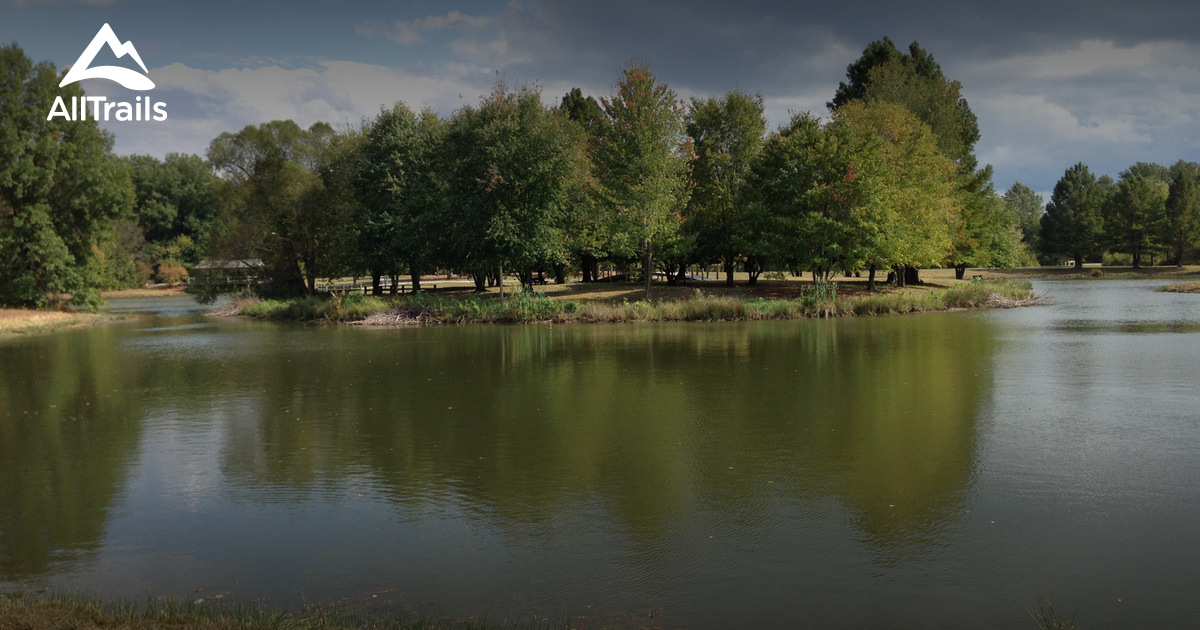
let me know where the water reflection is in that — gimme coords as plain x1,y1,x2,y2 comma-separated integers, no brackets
1,306,996,624
204,317,991,551
0,328,144,578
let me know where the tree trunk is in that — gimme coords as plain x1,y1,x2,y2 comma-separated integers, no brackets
581,254,595,282
867,262,877,292
724,258,735,287
904,266,921,285
1132,249,1142,269
643,242,653,300
498,263,504,303
473,272,486,292
553,263,566,284
894,265,906,288
371,271,382,296
747,258,762,286
955,264,967,280
1073,253,1084,269
409,262,421,293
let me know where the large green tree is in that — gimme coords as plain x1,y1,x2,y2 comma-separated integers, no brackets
1106,162,1169,268
1040,163,1109,268
593,61,693,298
832,39,979,171
207,120,356,294
833,101,962,287
1162,160,1200,267
749,113,880,284
685,90,767,286
124,153,219,275
832,38,1023,278
355,103,444,293
0,44,134,309
442,82,587,292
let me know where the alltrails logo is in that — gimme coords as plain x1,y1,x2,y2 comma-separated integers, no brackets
47,23,167,122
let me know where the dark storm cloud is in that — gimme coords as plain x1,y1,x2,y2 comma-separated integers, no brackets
6,0,1196,194
475,0,1200,192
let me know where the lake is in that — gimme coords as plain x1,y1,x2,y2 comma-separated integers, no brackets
2,279,1199,628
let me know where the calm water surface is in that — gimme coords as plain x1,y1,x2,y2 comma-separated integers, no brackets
2,279,1199,628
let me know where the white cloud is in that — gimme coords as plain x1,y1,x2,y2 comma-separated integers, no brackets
977,40,1154,80
956,38,1200,188
358,10,496,47
102,60,493,158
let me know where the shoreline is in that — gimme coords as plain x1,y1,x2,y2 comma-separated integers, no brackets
0,310,115,338
224,279,1038,326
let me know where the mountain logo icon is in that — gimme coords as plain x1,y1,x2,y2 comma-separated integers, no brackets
59,23,155,91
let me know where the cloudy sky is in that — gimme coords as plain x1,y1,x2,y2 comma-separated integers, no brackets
5,0,1200,197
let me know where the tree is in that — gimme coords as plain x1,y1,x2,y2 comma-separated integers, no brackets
125,153,219,277
1040,163,1108,268
556,89,606,283
829,37,905,109
559,88,604,132
862,59,980,174
442,82,588,293
685,90,767,286
207,120,356,295
748,113,880,284
833,101,961,287
0,44,134,309
593,61,693,299
832,39,1021,280
355,103,444,293
1106,162,1168,268
1003,182,1044,251
1162,160,1200,267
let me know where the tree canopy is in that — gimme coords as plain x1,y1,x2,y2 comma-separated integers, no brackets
0,44,134,309
593,61,693,298
1040,163,1109,267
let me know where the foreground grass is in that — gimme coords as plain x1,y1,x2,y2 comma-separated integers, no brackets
227,279,1035,326
0,309,110,337
0,593,617,630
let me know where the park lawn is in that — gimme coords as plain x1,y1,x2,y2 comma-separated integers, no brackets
0,309,109,337
102,284,189,298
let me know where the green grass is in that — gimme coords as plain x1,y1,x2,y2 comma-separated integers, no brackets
237,293,391,322
0,592,582,630
235,279,1034,325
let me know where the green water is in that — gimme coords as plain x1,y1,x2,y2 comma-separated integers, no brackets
2,279,1199,628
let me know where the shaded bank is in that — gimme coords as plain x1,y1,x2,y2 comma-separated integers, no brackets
223,280,1035,325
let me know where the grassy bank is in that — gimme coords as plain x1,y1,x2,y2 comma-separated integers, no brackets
0,593,615,630
1159,281,1200,293
0,309,111,337
227,279,1035,326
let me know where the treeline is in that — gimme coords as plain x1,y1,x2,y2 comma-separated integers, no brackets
1016,161,1200,268
1,44,221,308
15,38,1161,310
204,39,1032,298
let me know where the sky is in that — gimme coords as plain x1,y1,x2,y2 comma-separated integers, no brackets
4,0,1200,198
